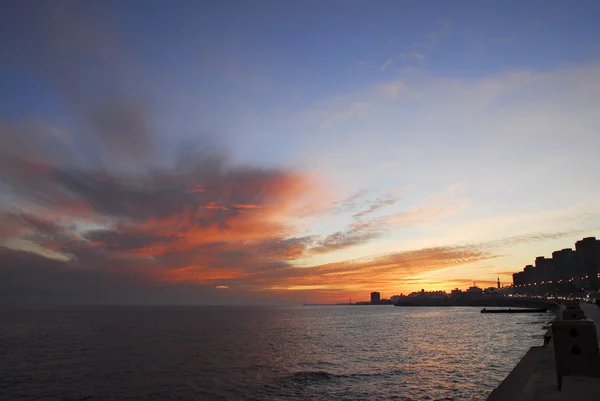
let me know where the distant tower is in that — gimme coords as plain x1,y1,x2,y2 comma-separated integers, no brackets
370,292,381,305
497,277,501,289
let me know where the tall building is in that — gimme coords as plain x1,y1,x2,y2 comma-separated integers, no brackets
575,237,600,287
370,291,381,305
552,248,575,281
534,256,553,283
523,265,534,286
513,272,524,287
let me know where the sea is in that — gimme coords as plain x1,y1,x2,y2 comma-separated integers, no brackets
0,305,550,401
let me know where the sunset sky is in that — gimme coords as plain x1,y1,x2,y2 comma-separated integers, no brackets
1,1,600,304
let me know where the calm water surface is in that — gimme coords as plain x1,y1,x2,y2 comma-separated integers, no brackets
0,306,549,400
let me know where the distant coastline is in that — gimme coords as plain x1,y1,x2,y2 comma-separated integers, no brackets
303,297,555,309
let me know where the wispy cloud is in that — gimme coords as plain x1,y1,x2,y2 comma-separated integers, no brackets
310,221,382,254
308,186,466,254
318,102,371,129
377,80,405,98
380,59,394,70
352,193,400,219
401,52,425,61
480,229,598,250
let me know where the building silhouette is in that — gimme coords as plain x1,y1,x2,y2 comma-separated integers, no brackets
370,291,381,305
552,248,575,282
576,237,600,288
512,236,600,295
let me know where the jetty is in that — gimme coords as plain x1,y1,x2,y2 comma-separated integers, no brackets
395,296,555,309
486,302,600,401
481,307,548,314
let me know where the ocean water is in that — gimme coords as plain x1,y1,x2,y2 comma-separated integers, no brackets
0,306,549,401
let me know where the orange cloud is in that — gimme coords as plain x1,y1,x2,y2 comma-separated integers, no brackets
243,245,499,303
160,266,242,282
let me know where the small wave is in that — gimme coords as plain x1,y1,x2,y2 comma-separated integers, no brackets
271,369,406,386
296,361,340,369
288,371,336,382
285,369,409,381
249,371,336,400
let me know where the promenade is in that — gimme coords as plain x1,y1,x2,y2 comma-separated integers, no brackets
581,302,600,344
486,302,600,401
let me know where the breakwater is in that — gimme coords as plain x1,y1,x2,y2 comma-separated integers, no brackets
394,296,555,308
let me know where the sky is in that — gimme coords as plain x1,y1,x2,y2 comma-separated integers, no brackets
1,0,600,304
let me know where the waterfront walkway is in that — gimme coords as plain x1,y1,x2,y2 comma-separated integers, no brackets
486,302,600,401
581,302,600,345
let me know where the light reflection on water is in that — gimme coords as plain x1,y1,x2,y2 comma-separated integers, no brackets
0,306,548,400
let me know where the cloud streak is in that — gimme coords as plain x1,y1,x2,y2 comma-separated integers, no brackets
380,59,394,70
352,193,400,219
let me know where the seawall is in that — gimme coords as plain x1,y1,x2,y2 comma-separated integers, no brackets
485,303,600,401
